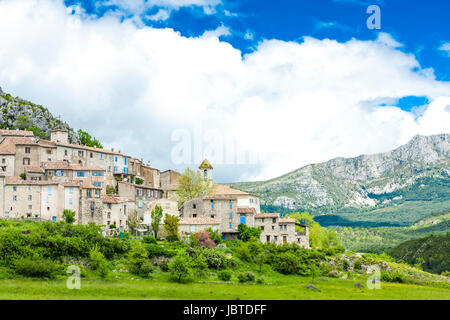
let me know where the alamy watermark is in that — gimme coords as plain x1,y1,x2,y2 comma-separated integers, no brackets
366,265,381,289
66,265,81,290
171,124,260,166
367,5,381,30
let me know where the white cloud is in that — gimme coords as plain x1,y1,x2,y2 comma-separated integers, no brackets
439,42,450,56
146,8,171,21
201,24,231,38
0,0,449,182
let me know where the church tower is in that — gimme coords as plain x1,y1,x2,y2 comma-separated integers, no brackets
198,159,213,180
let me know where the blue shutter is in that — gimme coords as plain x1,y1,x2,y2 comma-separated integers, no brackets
240,216,246,225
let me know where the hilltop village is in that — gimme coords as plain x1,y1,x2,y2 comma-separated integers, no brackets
0,129,308,247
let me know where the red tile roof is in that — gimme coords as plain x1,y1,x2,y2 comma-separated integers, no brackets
24,165,45,173
237,207,256,214
102,195,134,204
279,218,296,223
0,137,38,155
255,213,280,218
0,129,34,137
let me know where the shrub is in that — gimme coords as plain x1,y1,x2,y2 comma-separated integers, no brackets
272,252,299,274
89,247,109,278
354,260,362,271
169,254,192,283
257,276,264,284
12,257,62,278
128,245,153,277
62,209,76,224
381,271,407,284
143,236,157,244
158,258,170,272
200,248,229,269
145,243,175,258
237,271,255,283
218,270,232,281
342,259,350,271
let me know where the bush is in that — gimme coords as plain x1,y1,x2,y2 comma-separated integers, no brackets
237,271,256,283
143,236,157,244
199,248,230,269
218,270,232,281
89,247,109,278
158,258,170,272
381,271,407,283
12,257,62,278
145,243,175,258
342,260,350,271
169,254,192,283
257,276,264,284
354,260,362,271
272,252,299,274
128,245,153,277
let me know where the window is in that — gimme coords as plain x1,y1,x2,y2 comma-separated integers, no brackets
92,182,103,188
210,215,215,218
91,171,104,176
193,214,197,218
284,225,287,230
272,226,275,230
78,151,84,157
192,204,196,209
190,226,195,233
154,191,158,198
54,170,64,176
25,147,30,153
229,223,232,229
99,153,104,159
69,187,73,194
13,195,17,201
108,166,112,172
107,213,111,219
229,212,232,218
28,205,32,210
137,189,143,196
52,216,56,222
138,201,143,208
261,226,264,231
211,203,214,209
124,157,127,165
90,152,93,158
147,190,151,197
90,202,95,211
13,186,17,191
28,195,32,201
76,171,88,178
272,218,276,223
69,198,73,205
280,225,283,231
229,203,232,209
94,189,100,197
23,158,30,165
64,150,68,156
86,190,92,198
1,158,5,163
48,186,52,195
107,204,111,210
46,149,52,154
114,156,118,162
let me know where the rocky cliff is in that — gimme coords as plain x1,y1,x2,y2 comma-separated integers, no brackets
0,87,80,143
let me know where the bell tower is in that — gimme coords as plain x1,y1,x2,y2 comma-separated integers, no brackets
198,159,213,180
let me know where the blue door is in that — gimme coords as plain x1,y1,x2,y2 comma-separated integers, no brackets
221,234,226,241
240,216,246,225
52,216,56,222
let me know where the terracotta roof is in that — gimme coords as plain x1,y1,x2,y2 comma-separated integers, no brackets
255,213,280,218
0,129,34,137
237,207,256,214
198,159,213,169
5,176,57,185
51,141,123,156
24,165,45,173
37,140,57,148
102,195,133,204
179,217,219,225
279,218,296,223
164,183,178,191
0,137,38,155
41,161,71,170
40,161,105,171
202,184,252,200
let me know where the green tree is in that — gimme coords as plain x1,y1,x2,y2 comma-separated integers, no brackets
163,214,179,241
150,204,163,239
238,223,262,242
62,209,76,224
77,129,103,148
15,115,31,130
169,254,192,283
127,210,140,235
175,167,213,207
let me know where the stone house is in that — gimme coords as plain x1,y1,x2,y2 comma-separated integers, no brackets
102,195,135,231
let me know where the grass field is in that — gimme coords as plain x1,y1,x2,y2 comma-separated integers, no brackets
1,272,449,300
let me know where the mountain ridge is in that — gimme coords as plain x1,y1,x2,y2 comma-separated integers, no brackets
230,133,450,225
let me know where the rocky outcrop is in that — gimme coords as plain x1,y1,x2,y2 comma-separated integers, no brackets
0,88,80,143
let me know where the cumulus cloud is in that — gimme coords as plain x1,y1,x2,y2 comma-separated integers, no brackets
0,0,449,182
439,42,450,56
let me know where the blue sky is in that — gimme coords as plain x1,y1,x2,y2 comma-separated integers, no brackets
64,0,450,84
1,0,450,182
